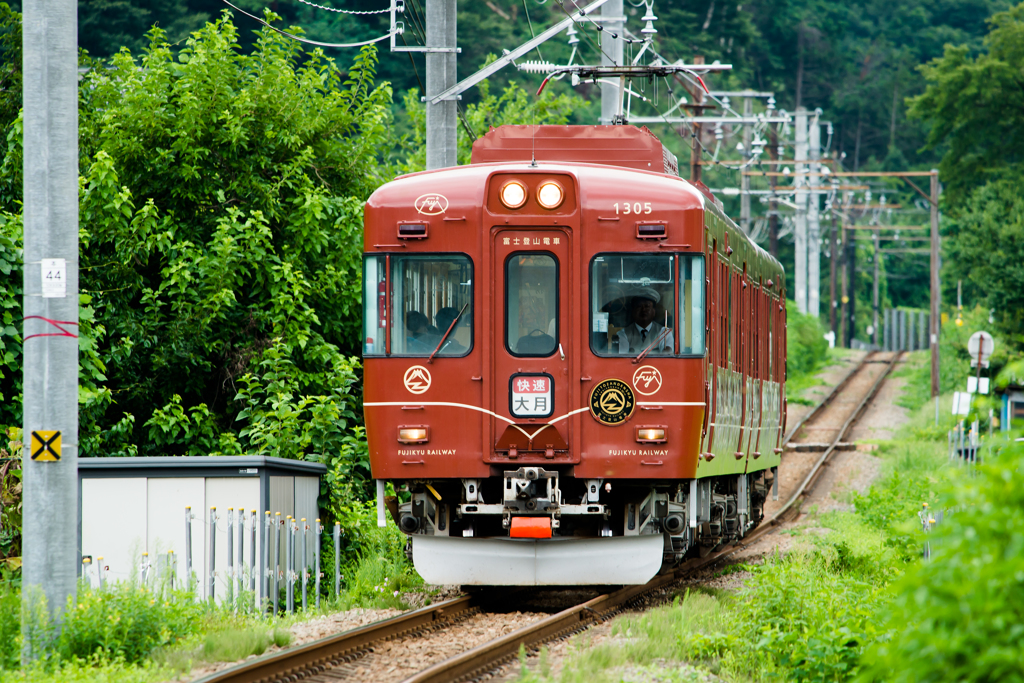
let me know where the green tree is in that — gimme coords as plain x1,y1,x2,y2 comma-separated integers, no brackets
909,4,1024,341
0,13,393,462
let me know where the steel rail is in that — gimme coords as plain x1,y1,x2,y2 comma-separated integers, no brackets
197,353,902,683
782,350,876,445
403,351,904,683
194,595,479,683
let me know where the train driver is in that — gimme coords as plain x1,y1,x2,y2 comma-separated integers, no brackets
405,310,440,353
616,287,673,355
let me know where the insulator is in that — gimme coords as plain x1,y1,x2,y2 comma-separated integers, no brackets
567,25,579,46
641,2,657,22
518,60,559,74
641,21,657,36
722,96,731,110
766,96,776,111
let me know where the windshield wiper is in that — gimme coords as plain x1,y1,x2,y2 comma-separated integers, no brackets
428,302,469,364
634,327,672,364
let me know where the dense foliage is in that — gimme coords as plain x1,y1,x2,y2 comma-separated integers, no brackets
860,440,1024,681
785,300,829,380
1,15,390,464
910,4,1024,344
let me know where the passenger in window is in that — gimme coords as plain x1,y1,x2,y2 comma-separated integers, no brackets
405,310,439,353
616,287,673,355
433,307,467,354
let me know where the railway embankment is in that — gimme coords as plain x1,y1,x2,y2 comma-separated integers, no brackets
507,360,1018,683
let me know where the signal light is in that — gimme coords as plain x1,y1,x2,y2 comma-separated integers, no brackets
635,427,667,443
500,180,528,209
537,181,564,209
398,427,429,444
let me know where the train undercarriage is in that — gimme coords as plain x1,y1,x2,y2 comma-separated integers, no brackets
391,467,778,585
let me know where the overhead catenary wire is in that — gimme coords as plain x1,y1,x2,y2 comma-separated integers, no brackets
221,0,396,48
293,0,390,13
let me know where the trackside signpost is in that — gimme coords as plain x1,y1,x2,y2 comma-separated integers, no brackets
22,0,80,656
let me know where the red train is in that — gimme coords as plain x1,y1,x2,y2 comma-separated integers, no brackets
363,125,786,585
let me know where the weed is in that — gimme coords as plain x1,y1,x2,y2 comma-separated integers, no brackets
200,627,292,662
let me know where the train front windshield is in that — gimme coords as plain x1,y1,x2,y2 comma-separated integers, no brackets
362,254,473,357
590,254,705,356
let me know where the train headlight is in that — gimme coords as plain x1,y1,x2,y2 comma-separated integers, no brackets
635,427,667,443
398,427,429,444
537,181,564,209
500,180,528,209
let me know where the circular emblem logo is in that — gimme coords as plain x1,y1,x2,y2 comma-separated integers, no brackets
589,379,636,426
403,365,432,394
632,365,663,396
414,193,448,216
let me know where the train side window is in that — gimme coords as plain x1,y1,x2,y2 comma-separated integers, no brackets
680,255,706,355
390,254,473,357
362,255,387,356
506,253,558,357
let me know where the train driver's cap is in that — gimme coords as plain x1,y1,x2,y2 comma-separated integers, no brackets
630,287,660,305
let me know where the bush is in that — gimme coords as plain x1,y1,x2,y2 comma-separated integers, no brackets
341,521,421,609
858,438,1024,682
0,576,18,670
55,584,205,665
786,300,829,380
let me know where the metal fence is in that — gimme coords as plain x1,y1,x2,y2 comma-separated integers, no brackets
82,508,345,616
882,308,930,352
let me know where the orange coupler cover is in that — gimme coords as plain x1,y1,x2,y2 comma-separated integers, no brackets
509,517,552,539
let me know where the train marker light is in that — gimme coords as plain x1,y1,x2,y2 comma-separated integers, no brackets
398,427,429,444
537,181,564,209
509,516,552,538
636,427,667,443
500,180,528,209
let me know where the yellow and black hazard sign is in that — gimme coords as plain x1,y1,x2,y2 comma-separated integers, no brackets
30,431,61,461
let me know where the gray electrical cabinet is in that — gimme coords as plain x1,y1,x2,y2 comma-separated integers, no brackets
78,456,326,602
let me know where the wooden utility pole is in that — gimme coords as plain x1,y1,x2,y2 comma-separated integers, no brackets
687,56,706,185
873,228,880,346
845,224,856,346
768,127,780,257
930,170,940,397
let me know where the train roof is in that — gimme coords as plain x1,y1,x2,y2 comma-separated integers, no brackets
373,125,784,285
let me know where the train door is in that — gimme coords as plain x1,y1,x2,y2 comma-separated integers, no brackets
488,229,575,462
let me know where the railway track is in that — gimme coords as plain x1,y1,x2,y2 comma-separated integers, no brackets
196,351,901,683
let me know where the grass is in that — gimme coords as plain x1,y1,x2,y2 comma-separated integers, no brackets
516,438,951,683
0,517,425,683
787,346,860,406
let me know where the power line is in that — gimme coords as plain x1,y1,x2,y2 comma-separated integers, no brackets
222,0,396,48
293,0,390,14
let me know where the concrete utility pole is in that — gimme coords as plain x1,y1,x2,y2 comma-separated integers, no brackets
600,0,624,124
829,176,838,338
930,170,940,398
807,112,821,318
425,0,457,170
21,0,80,638
793,107,808,314
740,97,752,233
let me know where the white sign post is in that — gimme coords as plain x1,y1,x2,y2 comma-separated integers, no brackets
968,331,995,368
